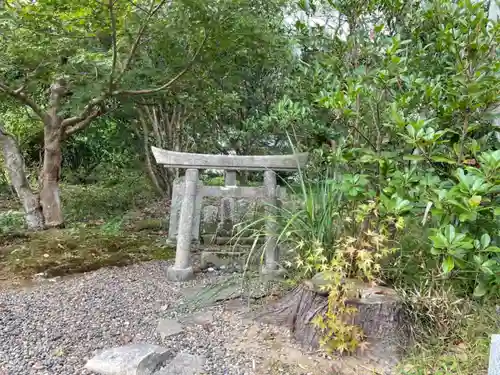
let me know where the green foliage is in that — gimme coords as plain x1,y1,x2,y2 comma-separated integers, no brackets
0,210,25,234
397,295,496,375
278,178,343,272
0,171,171,281
0,0,497,366
62,118,141,182
243,0,500,357
62,171,156,223
304,0,500,299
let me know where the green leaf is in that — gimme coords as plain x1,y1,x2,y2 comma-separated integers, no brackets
403,155,425,161
430,155,456,164
485,246,500,253
445,225,456,243
468,195,482,207
442,256,455,273
473,282,487,297
430,232,448,249
480,260,496,276
480,233,491,249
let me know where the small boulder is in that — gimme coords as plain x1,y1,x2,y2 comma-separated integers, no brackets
180,310,214,326
156,352,206,375
84,343,171,375
156,319,184,340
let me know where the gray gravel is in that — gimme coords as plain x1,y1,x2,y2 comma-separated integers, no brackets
0,260,268,375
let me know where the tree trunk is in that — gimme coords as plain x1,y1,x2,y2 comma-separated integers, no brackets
0,123,44,230
37,78,68,228
256,278,410,370
139,113,165,196
39,123,64,228
136,101,187,199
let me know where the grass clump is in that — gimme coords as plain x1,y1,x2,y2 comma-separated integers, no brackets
0,210,25,235
397,298,496,375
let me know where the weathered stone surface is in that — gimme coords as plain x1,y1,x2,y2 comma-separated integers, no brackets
84,344,170,375
167,177,203,245
263,170,278,273
151,147,309,171
224,170,237,186
200,251,246,270
166,266,194,282
181,278,269,308
201,205,218,235
201,185,287,199
173,169,199,272
156,319,184,340
152,146,308,284
156,352,206,375
489,334,500,375
220,197,235,221
218,196,236,236
180,310,214,326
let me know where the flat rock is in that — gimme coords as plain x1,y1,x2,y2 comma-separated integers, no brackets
489,334,500,375
200,251,246,270
84,343,171,375
157,352,206,375
180,310,214,326
181,278,268,308
157,319,184,340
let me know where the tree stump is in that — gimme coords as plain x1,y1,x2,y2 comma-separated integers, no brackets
255,273,410,365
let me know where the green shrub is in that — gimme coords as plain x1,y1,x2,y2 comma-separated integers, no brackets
0,210,24,234
62,171,157,223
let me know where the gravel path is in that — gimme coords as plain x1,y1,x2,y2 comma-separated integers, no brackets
0,260,281,375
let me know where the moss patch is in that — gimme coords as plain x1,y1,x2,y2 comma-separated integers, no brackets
0,226,174,281
0,175,174,284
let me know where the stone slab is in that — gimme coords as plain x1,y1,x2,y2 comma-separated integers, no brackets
179,310,214,326
157,319,184,340
84,344,171,375
166,266,194,282
180,278,269,308
201,185,287,199
156,352,206,375
200,251,247,270
201,236,265,245
489,334,500,375
151,147,309,171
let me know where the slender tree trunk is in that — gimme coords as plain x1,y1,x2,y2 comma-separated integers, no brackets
0,122,44,230
136,101,188,199
138,113,165,196
39,122,64,228
37,79,67,228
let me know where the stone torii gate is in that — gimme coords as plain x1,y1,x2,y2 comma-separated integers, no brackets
151,147,309,281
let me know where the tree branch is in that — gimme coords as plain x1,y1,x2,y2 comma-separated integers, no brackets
108,0,119,92
113,31,207,96
63,107,106,137
0,81,46,120
115,0,169,83
48,77,69,123
60,96,107,128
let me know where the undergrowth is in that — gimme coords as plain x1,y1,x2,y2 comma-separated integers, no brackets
0,173,172,282
397,299,497,375
0,227,173,279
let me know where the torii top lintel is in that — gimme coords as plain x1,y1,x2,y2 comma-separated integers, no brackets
151,147,309,172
